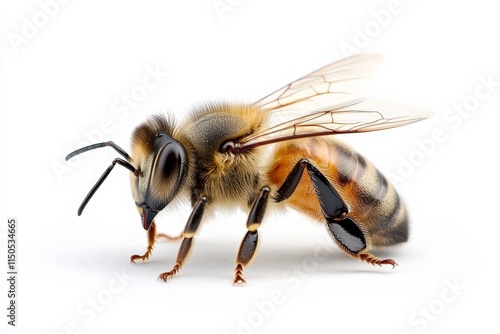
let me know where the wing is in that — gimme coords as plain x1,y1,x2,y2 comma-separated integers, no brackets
254,53,384,113
232,54,432,152
237,97,433,151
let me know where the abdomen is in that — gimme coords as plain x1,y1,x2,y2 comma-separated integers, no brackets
267,137,408,247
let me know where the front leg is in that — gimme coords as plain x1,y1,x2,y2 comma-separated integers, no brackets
130,222,184,263
158,196,208,282
130,221,158,263
234,187,270,285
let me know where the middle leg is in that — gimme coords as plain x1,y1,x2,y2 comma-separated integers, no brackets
158,196,208,282
233,186,270,285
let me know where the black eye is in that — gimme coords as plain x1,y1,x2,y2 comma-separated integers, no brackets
220,141,235,153
156,133,163,138
156,143,182,180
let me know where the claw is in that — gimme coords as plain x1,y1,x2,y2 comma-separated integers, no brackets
233,263,247,285
158,264,180,282
130,249,152,263
158,272,173,282
130,255,146,263
233,275,246,285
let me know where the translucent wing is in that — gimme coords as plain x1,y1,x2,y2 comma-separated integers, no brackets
232,54,432,152
237,98,432,151
255,53,384,113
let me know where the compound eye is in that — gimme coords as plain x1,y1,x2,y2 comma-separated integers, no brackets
220,141,235,153
155,142,183,182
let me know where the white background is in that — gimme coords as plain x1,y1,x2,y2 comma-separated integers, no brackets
2,0,500,333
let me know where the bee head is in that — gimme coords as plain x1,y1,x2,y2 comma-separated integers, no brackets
130,115,189,230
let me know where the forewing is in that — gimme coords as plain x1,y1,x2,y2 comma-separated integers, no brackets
254,53,384,113
238,98,433,150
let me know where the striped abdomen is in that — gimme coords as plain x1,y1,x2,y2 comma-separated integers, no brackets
267,137,408,247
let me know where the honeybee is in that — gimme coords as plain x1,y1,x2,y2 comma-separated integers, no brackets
66,54,431,284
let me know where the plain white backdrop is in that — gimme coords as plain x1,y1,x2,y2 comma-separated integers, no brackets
2,0,500,333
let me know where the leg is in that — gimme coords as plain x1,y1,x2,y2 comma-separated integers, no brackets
234,187,270,285
275,159,348,219
130,222,183,263
327,217,396,267
158,196,207,282
276,158,396,268
157,232,184,241
130,221,158,263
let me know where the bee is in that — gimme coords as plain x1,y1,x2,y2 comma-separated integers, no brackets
66,54,431,284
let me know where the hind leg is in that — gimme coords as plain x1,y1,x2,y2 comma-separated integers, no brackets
326,217,397,268
276,158,397,268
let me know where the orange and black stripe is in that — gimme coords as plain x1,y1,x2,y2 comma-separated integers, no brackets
268,137,408,247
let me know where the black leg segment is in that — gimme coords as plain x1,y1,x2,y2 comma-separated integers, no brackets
183,196,208,237
234,187,270,284
274,161,306,202
247,186,270,231
327,217,366,254
237,231,259,265
304,160,348,220
276,158,348,219
275,158,367,255
158,196,207,282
